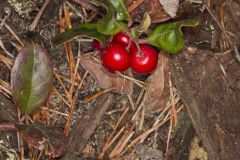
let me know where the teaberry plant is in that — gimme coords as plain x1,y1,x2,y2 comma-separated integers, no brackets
0,44,66,158
53,0,199,73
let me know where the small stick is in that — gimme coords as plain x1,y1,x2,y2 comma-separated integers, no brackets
203,3,240,62
169,72,177,126
126,105,184,150
131,91,149,121
64,71,88,135
0,38,14,58
98,126,125,159
83,87,114,103
0,8,11,30
0,17,24,47
52,87,71,108
53,69,71,101
66,1,85,21
29,0,51,31
41,107,69,117
128,0,145,13
98,107,130,159
165,117,173,155
10,42,22,52
69,43,81,96
0,54,13,70
116,71,144,85
127,94,135,110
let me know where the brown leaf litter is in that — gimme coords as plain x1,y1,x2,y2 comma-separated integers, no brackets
145,51,170,114
79,53,133,95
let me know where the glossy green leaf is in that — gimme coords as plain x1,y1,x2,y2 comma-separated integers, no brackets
148,19,199,53
97,11,127,35
11,44,53,115
53,23,106,44
108,0,130,21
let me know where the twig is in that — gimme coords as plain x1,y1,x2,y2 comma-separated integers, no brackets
203,3,240,62
53,69,71,101
98,126,125,159
0,54,13,70
128,0,145,13
98,107,130,159
52,87,71,108
29,0,51,31
165,117,173,155
66,1,85,21
64,71,88,135
126,104,184,151
169,72,177,126
83,87,114,103
0,38,14,58
127,94,135,110
0,17,24,47
0,8,11,29
131,91,149,121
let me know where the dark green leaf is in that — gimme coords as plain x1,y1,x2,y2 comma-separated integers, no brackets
97,11,127,35
53,23,106,44
148,19,199,53
108,0,130,21
11,44,53,115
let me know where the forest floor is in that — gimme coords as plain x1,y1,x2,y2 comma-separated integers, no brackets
0,0,239,160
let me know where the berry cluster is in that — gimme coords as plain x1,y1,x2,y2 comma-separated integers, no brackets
93,33,158,74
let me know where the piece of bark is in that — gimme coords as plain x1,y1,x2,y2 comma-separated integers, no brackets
171,46,240,160
65,94,113,156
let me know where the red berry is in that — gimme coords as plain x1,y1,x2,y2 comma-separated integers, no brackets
101,43,131,72
113,32,131,47
130,43,158,74
93,39,102,51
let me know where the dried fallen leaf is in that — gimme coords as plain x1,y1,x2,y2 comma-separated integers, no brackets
160,0,179,18
79,53,133,94
127,0,171,23
145,51,170,113
15,124,67,158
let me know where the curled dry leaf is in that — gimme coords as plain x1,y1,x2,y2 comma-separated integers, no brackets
15,124,67,158
79,53,133,95
145,51,170,114
127,0,171,23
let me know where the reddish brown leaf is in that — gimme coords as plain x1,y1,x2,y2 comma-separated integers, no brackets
127,0,171,23
15,124,67,158
79,53,133,94
145,51,170,113
11,44,53,115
